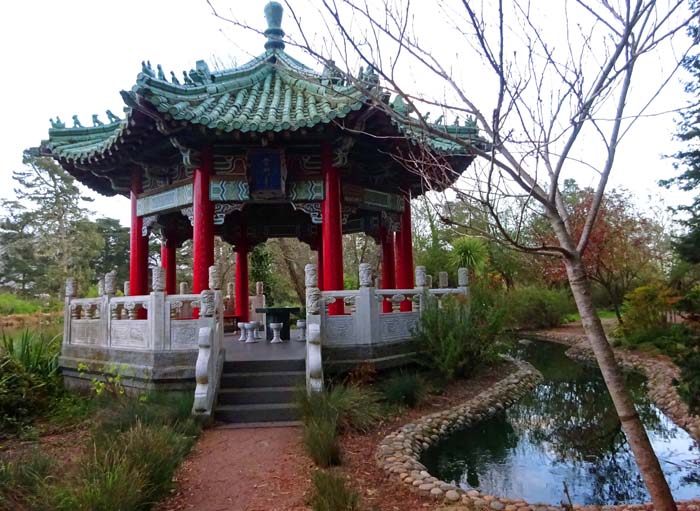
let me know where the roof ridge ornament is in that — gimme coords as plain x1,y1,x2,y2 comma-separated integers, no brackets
264,1,285,51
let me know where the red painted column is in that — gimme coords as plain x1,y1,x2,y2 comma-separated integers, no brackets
129,168,148,298
192,146,214,294
380,227,395,313
321,142,344,315
234,231,249,322
317,231,324,291
161,239,177,295
394,196,414,312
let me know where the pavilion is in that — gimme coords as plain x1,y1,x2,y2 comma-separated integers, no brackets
40,2,480,421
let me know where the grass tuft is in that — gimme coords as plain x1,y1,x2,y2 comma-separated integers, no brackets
309,469,361,511
303,417,342,468
381,371,425,408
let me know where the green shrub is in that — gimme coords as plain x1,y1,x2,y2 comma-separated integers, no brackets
615,284,676,341
0,293,41,314
304,417,342,467
381,371,425,407
310,469,360,511
414,286,507,381
503,285,574,329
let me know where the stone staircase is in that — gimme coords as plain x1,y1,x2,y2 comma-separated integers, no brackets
214,358,305,425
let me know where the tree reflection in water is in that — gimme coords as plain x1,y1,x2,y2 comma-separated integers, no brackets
420,341,700,505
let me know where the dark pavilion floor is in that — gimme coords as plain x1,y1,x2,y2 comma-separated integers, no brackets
223,330,306,361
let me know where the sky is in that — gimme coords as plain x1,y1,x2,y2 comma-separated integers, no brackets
0,0,693,227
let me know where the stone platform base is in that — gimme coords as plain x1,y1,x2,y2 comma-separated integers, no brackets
323,339,416,372
60,344,197,393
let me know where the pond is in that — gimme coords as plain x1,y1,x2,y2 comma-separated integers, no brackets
420,340,700,506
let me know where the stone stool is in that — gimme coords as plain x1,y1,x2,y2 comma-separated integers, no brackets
269,322,284,344
296,320,306,342
250,320,262,340
244,322,258,343
238,321,247,342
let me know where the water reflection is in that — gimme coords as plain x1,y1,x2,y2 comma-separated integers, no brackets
420,341,700,505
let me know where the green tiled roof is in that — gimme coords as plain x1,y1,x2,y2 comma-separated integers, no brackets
41,1,483,179
131,51,366,134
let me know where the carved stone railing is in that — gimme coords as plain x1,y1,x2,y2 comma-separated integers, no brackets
304,264,469,393
62,266,225,413
192,266,225,417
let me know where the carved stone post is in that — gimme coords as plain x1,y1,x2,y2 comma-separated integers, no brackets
64,278,75,345
97,278,105,297
180,282,189,294
457,267,469,295
180,282,191,319
438,271,449,289
152,267,165,292
425,275,433,289
105,271,117,296
124,281,130,296
415,266,427,313
208,265,221,291
200,290,215,318
305,264,323,393
150,267,166,350
356,263,380,344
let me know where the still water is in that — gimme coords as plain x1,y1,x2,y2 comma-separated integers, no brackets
421,340,700,506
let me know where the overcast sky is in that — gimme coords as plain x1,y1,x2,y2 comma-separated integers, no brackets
0,0,692,227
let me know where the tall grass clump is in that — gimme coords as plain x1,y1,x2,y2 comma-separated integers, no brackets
44,394,200,511
310,469,361,511
296,384,381,467
414,285,507,382
381,371,425,408
0,450,53,509
0,331,62,435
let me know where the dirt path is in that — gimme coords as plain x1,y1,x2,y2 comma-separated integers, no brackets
157,426,311,511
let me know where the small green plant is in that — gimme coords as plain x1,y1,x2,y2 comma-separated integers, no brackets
1,330,61,381
381,371,425,408
303,417,342,467
309,469,361,511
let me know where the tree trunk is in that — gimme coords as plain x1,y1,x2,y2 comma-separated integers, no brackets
563,255,677,511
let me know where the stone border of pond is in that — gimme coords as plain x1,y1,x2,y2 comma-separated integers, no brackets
375,348,700,511
375,358,546,508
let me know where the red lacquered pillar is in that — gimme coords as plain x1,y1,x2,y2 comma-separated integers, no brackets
234,231,249,322
321,142,344,315
317,231,324,291
161,239,177,295
380,227,396,313
192,146,214,295
129,168,149,298
394,196,414,312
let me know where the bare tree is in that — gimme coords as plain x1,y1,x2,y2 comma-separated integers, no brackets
210,1,697,508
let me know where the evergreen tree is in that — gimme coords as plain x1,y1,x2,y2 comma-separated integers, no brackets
662,10,700,263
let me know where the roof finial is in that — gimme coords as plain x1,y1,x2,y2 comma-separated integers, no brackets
264,1,285,51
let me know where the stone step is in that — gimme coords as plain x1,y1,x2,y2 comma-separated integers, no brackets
219,370,305,389
223,358,305,373
214,403,299,424
217,386,297,405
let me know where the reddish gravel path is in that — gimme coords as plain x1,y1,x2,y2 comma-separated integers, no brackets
157,426,312,511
